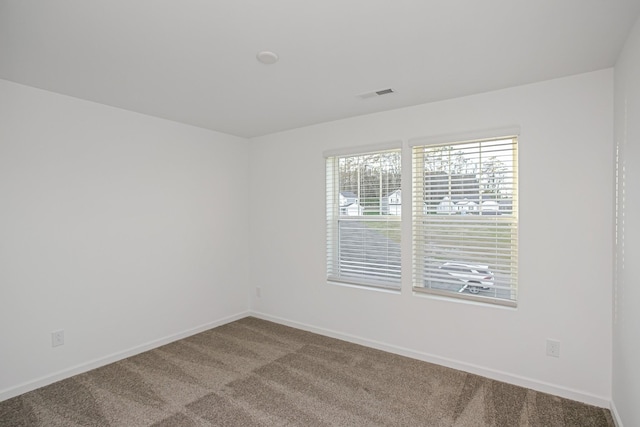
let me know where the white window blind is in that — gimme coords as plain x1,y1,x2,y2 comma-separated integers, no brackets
326,148,401,289
412,136,518,306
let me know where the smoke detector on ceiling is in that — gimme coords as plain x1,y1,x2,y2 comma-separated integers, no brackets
357,88,395,99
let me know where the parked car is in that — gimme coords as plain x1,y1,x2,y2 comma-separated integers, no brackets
439,262,494,294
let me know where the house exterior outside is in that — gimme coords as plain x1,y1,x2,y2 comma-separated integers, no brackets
435,196,507,215
339,191,363,216
381,189,402,215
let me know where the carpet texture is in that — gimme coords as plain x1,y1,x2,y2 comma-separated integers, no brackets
0,317,614,426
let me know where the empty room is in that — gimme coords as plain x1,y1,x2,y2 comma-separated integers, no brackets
1,1,639,426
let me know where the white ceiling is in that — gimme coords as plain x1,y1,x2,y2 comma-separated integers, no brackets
2,1,640,138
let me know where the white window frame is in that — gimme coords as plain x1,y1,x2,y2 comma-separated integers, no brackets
411,129,519,306
325,142,402,290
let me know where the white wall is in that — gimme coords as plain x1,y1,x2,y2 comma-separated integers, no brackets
249,70,614,405
613,16,640,427
0,80,250,400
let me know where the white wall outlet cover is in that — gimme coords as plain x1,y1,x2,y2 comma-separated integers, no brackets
51,330,64,347
546,339,560,357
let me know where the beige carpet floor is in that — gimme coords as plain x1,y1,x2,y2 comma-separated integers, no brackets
0,317,614,426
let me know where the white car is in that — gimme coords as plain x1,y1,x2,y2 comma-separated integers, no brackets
439,262,495,294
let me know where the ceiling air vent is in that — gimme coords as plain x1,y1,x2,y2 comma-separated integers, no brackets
357,88,395,99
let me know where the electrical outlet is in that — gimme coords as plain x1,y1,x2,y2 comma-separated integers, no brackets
52,330,64,347
546,339,560,358
256,287,261,298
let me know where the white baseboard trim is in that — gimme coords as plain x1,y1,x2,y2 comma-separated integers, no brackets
610,400,623,427
251,311,611,408
0,310,250,403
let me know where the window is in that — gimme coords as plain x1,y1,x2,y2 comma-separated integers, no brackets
412,134,518,306
326,146,401,289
